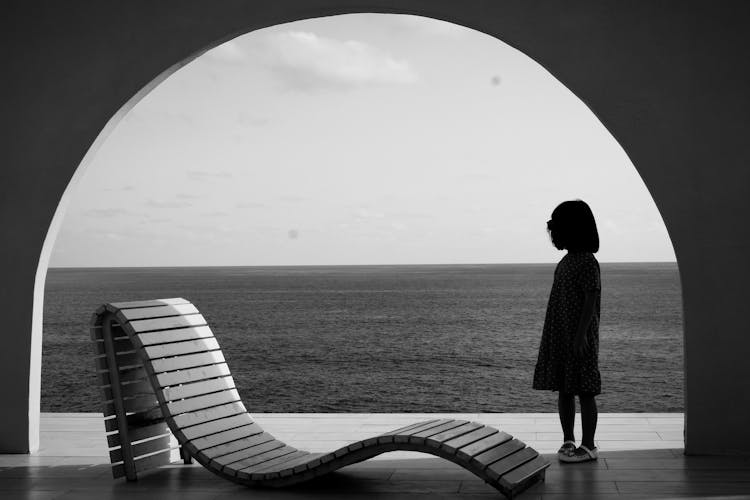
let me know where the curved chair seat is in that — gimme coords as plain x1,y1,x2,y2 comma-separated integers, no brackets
91,298,549,498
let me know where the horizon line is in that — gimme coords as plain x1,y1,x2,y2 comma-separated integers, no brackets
48,260,679,270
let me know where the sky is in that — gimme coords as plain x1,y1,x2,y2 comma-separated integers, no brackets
50,14,676,267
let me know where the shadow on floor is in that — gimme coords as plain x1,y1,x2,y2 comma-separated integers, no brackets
2,449,750,499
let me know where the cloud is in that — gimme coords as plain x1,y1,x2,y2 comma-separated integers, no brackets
391,210,434,220
103,185,135,192
237,112,270,128
455,172,499,182
82,208,136,218
353,208,385,220
278,195,307,203
263,31,417,89
204,40,246,64
102,232,123,241
236,201,266,208
147,199,192,209
176,193,201,200
142,216,171,223
187,170,233,180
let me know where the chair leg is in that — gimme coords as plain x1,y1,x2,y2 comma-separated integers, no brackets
180,445,193,464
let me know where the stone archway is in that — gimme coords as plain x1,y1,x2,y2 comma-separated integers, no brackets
3,0,749,456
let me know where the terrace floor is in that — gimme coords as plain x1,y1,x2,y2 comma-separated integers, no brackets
1,412,749,499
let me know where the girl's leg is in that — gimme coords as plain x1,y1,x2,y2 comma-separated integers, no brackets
558,391,576,442
579,394,598,449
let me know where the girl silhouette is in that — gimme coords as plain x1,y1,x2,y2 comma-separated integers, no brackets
533,200,601,463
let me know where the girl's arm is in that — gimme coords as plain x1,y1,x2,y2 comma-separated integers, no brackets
573,290,597,356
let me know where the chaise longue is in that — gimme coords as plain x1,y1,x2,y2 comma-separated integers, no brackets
91,298,549,498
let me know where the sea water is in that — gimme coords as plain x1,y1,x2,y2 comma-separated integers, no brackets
42,263,683,412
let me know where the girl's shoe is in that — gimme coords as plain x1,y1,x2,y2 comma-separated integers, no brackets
557,440,577,458
559,444,598,463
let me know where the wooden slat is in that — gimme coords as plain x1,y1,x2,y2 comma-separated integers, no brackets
166,388,240,416
144,337,220,359
200,433,277,460
137,326,214,346
410,420,468,442
99,366,148,387
441,426,498,454
391,419,453,443
150,350,225,373
124,396,159,414
119,379,154,398
486,447,538,482
109,298,190,309
162,376,235,402
128,314,207,333
91,322,126,336
247,451,313,475
225,445,297,471
95,352,142,370
498,455,549,489
364,419,436,446
275,453,325,477
104,412,164,433
155,363,231,387
93,337,135,355
455,431,512,461
90,324,103,339
102,399,157,421
190,423,262,450
110,434,171,463
105,394,159,415
181,413,253,441
472,439,525,469
211,439,286,467
425,422,482,446
100,379,154,401
381,420,439,437
101,313,137,481
171,401,246,429
107,421,168,448
111,448,173,478
236,450,307,479
118,303,199,321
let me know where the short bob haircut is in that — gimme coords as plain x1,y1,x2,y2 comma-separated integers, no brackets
547,200,599,253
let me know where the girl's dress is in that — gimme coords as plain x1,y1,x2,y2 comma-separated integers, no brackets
533,252,601,395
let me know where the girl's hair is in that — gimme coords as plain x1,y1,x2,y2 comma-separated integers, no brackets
547,200,599,253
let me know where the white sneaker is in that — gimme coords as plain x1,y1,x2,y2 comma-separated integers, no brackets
559,444,598,463
557,440,577,458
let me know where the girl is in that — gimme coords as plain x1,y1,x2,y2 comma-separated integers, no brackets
533,200,601,463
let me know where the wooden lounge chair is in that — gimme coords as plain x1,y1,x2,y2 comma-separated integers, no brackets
91,298,549,498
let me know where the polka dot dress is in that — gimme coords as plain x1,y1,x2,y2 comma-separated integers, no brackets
533,252,601,395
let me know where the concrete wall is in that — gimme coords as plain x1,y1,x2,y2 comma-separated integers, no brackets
2,0,748,454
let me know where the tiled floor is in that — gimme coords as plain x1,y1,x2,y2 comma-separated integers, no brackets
1,412,749,499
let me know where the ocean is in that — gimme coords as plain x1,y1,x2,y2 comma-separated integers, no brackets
41,263,683,413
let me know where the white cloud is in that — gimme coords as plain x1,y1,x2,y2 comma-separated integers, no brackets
82,208,136,218
187,170,233,180
204,40,246,63
147,199,192,209
263,31,417,89
354,208,386,220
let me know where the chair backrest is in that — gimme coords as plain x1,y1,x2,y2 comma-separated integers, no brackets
91,300,187,479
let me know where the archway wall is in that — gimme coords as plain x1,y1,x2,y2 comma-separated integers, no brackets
2,0,748,454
